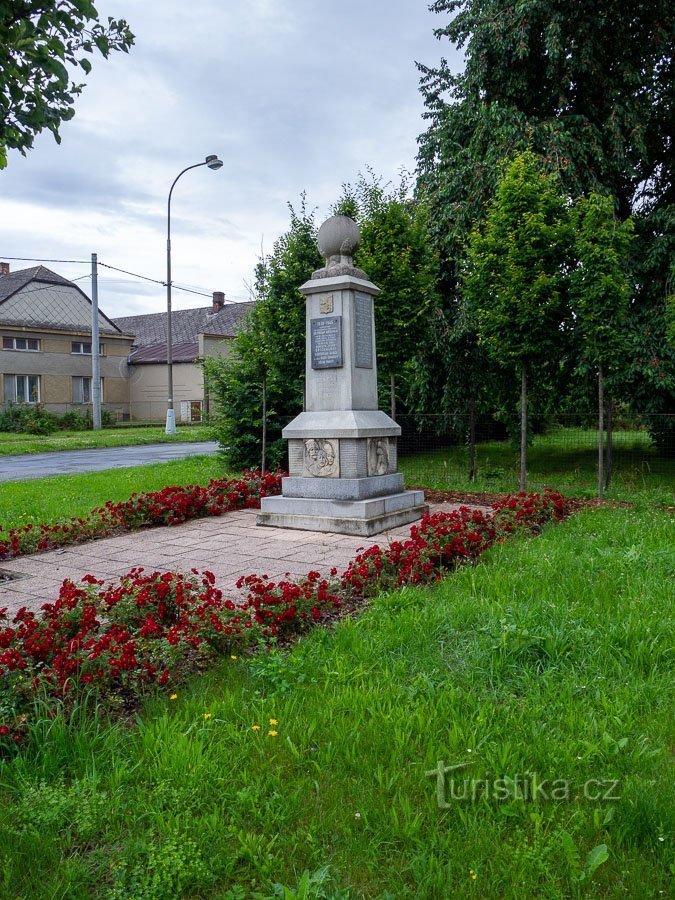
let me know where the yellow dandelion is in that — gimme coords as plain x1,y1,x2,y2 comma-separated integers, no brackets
169,694,178,700
231,655,237,660
252,725,260,731
203,713,213,720
268,730,278,736
269,718,278,725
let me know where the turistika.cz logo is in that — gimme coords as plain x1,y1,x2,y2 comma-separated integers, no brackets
425,761,621,807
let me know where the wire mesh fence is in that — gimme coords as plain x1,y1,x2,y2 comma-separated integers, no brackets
395,413,674,500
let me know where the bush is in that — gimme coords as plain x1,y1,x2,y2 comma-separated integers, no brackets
0,489,571,755
0,403,118,434
0,403,58,434
0,469,284,560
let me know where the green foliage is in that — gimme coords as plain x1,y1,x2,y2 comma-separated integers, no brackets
418,0,673,260
417,0,674,454
0,403,116,435
204,197,321,470
0,507,671,896
570,193,634,370
0,456,228,537
463,151,572,372
333,171,439,401
0,1,134,167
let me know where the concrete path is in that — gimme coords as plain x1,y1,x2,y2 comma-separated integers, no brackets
0,441,219,482
0,501,478,617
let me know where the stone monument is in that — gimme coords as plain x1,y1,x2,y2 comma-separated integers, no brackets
257,215,426,536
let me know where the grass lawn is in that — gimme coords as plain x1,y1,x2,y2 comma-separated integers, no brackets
400,427,675,505
0,456,229,538
0,506,671,897
0,424,212,455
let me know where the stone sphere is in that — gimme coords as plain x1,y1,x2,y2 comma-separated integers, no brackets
317,216,360,261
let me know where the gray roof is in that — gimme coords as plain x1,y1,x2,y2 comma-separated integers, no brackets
0,265,124,335
113,301,254,365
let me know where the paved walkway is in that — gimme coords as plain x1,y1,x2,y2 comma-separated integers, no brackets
0,442,219,482
0,502,476,617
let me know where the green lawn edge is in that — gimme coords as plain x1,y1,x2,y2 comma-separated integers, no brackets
0,506,672,898
0,424,211,456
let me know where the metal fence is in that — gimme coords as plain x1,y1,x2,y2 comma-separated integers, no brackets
395,413,675,498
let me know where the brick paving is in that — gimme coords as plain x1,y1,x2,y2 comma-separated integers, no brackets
0,502,482,617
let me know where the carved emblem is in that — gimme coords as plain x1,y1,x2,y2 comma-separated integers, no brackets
367,438,390,476
319,294,334,314
303,438,339,477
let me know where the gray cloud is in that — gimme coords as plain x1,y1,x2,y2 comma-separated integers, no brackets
0,0,460,317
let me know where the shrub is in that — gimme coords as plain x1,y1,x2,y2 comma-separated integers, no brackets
0,469,283,560
0,403,118,434
0,489,571,755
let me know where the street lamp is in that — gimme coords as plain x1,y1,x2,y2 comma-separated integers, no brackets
165,154,223,434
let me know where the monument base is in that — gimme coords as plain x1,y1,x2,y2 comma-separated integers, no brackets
257,491,427,537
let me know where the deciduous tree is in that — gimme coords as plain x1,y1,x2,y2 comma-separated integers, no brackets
570,193,634,496
463,151,572,489
204,198,321,470
0,1,134,167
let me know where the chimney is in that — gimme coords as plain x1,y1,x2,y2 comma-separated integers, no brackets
212,291,225,312
0,262,9,276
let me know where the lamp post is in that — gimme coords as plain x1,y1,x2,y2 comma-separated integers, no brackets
165,154,223,434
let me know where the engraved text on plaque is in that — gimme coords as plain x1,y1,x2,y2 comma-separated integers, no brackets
354,293,373,368
311,316,343,369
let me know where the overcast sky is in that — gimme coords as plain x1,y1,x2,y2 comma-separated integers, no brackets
0,1,461,318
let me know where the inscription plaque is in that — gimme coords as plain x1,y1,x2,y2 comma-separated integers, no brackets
354,293,373,368
311,316,343,369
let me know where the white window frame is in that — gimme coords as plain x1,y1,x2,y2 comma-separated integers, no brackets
2,336,41,352
71,341,104,355
3,374,41,403
72,375,103,404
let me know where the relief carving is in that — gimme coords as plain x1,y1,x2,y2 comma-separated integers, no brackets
303,438,340,477
367,438,390,476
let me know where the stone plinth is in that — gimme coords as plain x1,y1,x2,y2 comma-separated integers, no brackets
257,216,426,535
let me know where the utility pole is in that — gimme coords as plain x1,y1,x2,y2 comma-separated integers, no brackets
91,252,102,430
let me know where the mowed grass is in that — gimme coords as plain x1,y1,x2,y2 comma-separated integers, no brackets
0,456,229,537
0,424,211,455
400,427,675,504
0,507,671,898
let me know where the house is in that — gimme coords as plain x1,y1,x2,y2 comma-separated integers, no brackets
113,292,254,422
0,262,254,423
0,264,134,417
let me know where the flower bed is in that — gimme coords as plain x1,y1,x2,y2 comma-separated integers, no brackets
0,469,283,560
0,489,570,753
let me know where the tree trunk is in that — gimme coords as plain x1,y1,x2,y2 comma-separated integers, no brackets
390,372,396,421
261,376,267,473
605,397,613,491
469,399,476,482
597,364,604,500
520,364,527,492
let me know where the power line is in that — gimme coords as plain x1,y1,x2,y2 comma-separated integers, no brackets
1,254,242,303
0,255,89,265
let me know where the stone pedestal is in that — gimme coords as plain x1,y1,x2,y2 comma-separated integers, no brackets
258,216,426,536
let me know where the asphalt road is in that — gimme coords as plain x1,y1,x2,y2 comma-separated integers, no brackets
0,441,220,482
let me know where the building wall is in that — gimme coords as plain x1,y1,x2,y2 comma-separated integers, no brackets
199,335,232,359
0,326,133,416
129,362,203,422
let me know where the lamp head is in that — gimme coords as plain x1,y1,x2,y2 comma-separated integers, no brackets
205,154,223,170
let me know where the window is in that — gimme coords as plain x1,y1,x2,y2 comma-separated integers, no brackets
71,341,104,355
2,336,40,351
72,376,103,404
3,374,40,403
